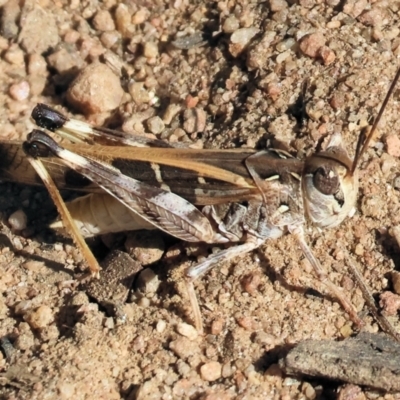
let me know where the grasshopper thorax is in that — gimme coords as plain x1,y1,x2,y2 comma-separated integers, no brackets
302,134,358,229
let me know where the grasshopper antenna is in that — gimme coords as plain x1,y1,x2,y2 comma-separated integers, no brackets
351,67,400,174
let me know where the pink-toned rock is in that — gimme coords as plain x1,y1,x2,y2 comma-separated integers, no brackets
319,46,336,65
67,63,124,114
9,81,30,101
358,7,389,27
343,0,368,18
24,305,54,329
92,10,115,32
379,291,400,315
299,32,326,58
200,361,222,381
19,6,59,54
269,0,287,12
384,134,400,157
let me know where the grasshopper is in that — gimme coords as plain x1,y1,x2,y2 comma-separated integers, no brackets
1,67,399,335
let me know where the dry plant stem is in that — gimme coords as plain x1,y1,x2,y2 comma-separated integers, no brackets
290,226,364,328
351,66,400,173
185,280,204,334
27,157,101,277
346,254,400,342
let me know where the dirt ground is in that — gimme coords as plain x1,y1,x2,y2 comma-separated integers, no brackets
0,0,400,399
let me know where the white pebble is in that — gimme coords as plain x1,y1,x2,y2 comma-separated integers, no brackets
8,209,27,230
156,319,167,333
176,322,198,340
146,116,165,134
200,361,222,381
136,269,160,296
230,27,259,46
9,81,30,101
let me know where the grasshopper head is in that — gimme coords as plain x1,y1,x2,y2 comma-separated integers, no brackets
302,133,358,229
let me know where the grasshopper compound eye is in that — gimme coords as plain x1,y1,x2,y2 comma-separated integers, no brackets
312,166,339,196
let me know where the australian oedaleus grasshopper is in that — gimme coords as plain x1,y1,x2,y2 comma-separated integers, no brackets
1,67,399,335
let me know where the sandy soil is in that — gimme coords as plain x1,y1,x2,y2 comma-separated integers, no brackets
0,0,400,399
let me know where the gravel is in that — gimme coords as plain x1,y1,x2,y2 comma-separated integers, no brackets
0,0,399,398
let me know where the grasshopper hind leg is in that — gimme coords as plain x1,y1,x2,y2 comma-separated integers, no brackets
25,156,101,278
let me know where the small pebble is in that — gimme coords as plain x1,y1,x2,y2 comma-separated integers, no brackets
4,45,25,65
319,46,336,65
229,26,259,56
146,116,165,134
14,300,32,316
169,337,198,359
253,331,276,346
70,292,90,306
391,271,400,295
384,134,400,157
0,297,8,320
0,337,15,361
19,7,59,54
162,103,181,125
22,261,44,273
222,362,234,378
14,323,34,351
343,0,368,18
185,95,198,109
8,209,28,230
28,53,47,76
301,382,316,399
265,81,281,102
137,297,150,307
358,8,387,27
337,384,364,400
115,4,133,37
379,291,400,315
330,92,345,110
125,231,164,265
230,27,259,46
100,31,120,48
176,322,198,340
92,10,115,31
104,317,115,329
67,63,124,114
222,16,239,33
129,82,151,104
132,8,149,25
156,320,166,333
211,319,224,335
276,38,296,52
241,273,261,296
183,108,206,134
136,269,160,296
269,0,288,12
299,32,326,58
236,316,254,330
24,305,54,329
143,42,158,58
9,81,30,101
200,361,222,381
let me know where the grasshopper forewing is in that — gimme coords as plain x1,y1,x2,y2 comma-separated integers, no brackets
2,67,400,334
